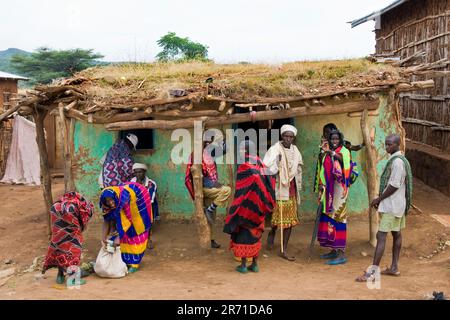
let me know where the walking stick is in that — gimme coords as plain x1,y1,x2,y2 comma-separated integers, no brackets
308,199,323,260
278,161,284,254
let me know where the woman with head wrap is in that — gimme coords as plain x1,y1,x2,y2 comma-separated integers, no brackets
101,133,138,187
223,140,276,273
317,129,354,265
263,124,303,261
43,192,94,286
100,182,153,273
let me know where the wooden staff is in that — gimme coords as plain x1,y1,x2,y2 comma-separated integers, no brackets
278,159,284,254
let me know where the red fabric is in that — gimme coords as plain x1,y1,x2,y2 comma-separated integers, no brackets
225,155,276,227
185,151,219,200
43,192,94,272
230,240,262,258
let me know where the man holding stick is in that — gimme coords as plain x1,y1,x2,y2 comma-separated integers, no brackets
264,124,303,261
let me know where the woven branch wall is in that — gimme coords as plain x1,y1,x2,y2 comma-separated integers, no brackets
376,0,450,152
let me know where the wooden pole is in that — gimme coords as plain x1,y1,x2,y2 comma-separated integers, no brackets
105,100,380,131
191,121,211,248
33,109,53,238
59,103,75,192
360,109,379,247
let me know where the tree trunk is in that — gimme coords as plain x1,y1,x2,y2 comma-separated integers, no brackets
192,121,211,248
34,110,53,238
360,109,379,247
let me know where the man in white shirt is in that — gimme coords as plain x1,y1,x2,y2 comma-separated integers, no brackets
356,134,413,282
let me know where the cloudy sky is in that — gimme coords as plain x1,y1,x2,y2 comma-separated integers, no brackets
1,0,394,63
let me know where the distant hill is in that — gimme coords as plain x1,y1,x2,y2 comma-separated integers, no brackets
0,48,31,75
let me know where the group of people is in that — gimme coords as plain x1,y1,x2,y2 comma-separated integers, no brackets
43,133,161,285
41,122,413,285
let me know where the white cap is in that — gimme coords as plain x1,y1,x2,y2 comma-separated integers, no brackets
280,124,297,137
132,163,148,171
126,133,138,149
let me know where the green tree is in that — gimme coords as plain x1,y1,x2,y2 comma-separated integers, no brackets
156,32,208,62
10,47,104,84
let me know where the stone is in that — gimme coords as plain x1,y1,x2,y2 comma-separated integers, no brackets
0,268,15,279
4,259,13,265
445,241,450,247
360,251,368,257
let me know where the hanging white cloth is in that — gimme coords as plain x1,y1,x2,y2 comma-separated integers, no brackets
1,115,41,185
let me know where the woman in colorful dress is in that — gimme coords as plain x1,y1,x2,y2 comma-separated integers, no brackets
43,192,94,286
101,133,138,187
317,129,354,265
223,140,276,273
100,182,153,273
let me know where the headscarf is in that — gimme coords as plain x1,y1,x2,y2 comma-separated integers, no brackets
280,124,297,137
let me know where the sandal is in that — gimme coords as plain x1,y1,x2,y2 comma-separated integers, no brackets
381,268,401,277
278,252,296,261
355,271,374,282
236,266,248,274
248,265,259,273
326,257,347,265
56,274,65,285
128,267,138,274
320,251,338,260
66,278,87,287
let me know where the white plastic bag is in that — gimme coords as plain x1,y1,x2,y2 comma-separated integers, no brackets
94,246,128,278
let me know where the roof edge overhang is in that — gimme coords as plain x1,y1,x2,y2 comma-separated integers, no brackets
348,0,408,28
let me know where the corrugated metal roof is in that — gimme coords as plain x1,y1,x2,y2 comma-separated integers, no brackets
0,71,29,81
349,0,409,28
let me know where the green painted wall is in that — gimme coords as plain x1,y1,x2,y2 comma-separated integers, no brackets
72,95,399,218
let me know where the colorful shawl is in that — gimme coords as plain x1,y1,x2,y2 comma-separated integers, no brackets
185,150,219,200
102,139,134,187
43,192,94,272
100,182,153,268
223,154,276,257
319,145,352,214
379,154,413,215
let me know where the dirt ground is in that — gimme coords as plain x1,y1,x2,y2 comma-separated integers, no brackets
0,178,449,300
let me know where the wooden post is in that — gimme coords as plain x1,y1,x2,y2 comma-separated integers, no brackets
192,121,211,248
34,109,53,238
360,109,379,247
58,103,75,192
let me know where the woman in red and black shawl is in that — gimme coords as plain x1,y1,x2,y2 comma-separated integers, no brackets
223,140,276,273
43,192,94,286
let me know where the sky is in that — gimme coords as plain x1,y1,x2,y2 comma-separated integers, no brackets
1,0,394,63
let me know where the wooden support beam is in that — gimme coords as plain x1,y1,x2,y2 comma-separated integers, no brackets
395,80,435,93
0,104,20,122
58,103,75,192
105,99,380,131
191,121,211,249
360,109,379,247
33,110,53,239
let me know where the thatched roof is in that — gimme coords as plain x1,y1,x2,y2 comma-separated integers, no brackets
3,58,435,129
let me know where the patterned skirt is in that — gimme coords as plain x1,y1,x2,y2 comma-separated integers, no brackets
317,213,347,250
271,197,299,228
230,224,264,258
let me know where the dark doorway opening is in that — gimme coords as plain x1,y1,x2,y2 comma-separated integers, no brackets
120,129,154,150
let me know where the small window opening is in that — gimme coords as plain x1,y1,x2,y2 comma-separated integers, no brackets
120,129,154,150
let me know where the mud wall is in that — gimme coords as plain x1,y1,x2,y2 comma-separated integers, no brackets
72,95,401,218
